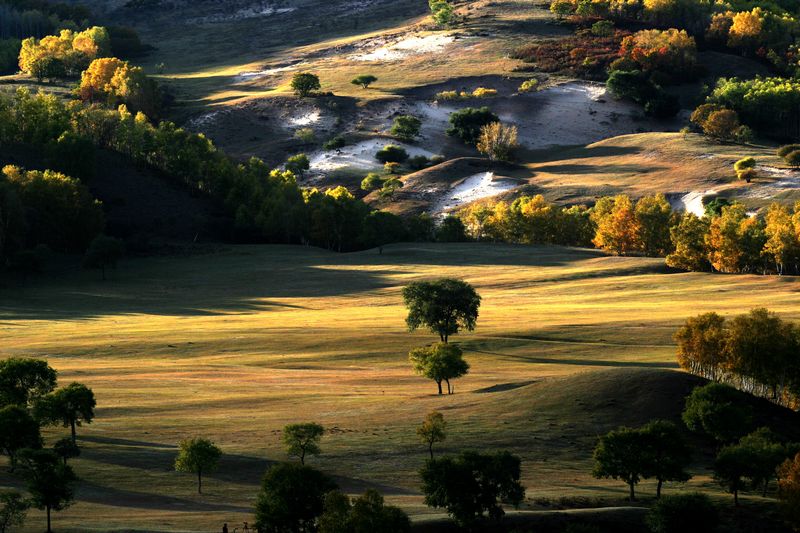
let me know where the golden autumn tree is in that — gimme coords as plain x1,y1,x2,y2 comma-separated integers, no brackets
634,193,673,256
728,8,765,50
591,195,641,255
674,312,728,380
705,204,747,272
667,213,710,271
764,202,800,274
778,453,800,529
78,57,126,102
477,122,518,162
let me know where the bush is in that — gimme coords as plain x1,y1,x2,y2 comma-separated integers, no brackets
361,173,384,191
472,87,497,98
777,144,800,158
786,151,800,168
734,157,756,172
518,78,539,93
295,128,315,143
736,168,757,182
390,115,421,141
646,493,718,533
446,107,499,145
323,136,346,150
644,92,680,119
384,162,401,175
591,20,615,37
375,145,409,164
407,155,430,171
477,122,518,161
285,154,310,176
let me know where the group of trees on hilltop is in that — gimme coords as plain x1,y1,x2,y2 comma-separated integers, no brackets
0,357,96,532
675,308,800,406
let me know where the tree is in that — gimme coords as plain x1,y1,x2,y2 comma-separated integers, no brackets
666,213,710,272
351,75,377,89
683,383,752,446
409,343,469,395
18,449,75,533
673,312,727,380
778,452,800,528
446,107,499,145
0,405,41,471
739,427,793,497
430,0,456,26
318,489,411,533
174,437,222,494
420,451,524,527
417,411,446,459
283,423,324,465
634,194,673,256
714,443,752,505
402,278,481,342
35,382,96,443
359,211,407,254
763,202,800,274
390,115,421,141
53,438,80,466
645,493,718,533
0,492,28,533
255,462,337,533
291,73,321,97
593,427,647,500
361,173,383,191
591,195,641,255
639,420,692,498
83,235,124,280
476,122,518,161
0,357,57,408
435,216,467,242
286,154,310,177
375,145,408,164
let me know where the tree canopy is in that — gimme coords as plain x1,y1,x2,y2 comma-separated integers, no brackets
402,278,481,343
174,437,222,494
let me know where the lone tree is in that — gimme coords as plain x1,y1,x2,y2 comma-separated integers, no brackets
417,411,446,459
0,405,42,471
420,450,525,528
593,426,647,501
291,72,321,97
402,278,481,343
640,420,692,498
283,422,325,465
409,343,469,395
174,437,222,494
351,74,377,89
682,383,753,446
0,357,57,407
390,115,422,141
255,462,337,533
35,382,96,443
0,491,29,533
18,449,75,533
476,122,518,161
713,442,753,506
83,235,124,280
53,438,80,466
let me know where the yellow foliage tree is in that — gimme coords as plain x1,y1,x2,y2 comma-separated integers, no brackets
79,57,126,102
591,195,641,255
764,202,800,274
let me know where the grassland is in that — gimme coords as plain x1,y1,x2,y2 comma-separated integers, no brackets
2,242,800,531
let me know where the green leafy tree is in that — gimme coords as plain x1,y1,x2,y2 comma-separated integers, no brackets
375,145,408,164
713,443,753,506
436,216,468,242
645,493,718,533
429,0,456,26
359,211,407,254
640,420,692,498
351,75,377,89
283,423,324,465
402,278,481,342
83,235,124,280
390,115,421,141
446,107,499,145
738,428,795,497
18,449,76,533
417,411,446,459
35,382,96,443
52,438,80,466
593,426,647,501
174,437,222,494
291,73,321,97
420,451,525,527
409,343,469,395
255,462,337,533
0,405,41,471
0,491,29,533
682,383,753,446
318,489,411,533
0,357,57,408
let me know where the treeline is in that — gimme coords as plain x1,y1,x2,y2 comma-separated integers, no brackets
675,308,800,407
0,0,90,40
0,89,454,262
457,193,800,276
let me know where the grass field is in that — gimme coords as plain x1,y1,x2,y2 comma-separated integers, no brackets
2,242,800,531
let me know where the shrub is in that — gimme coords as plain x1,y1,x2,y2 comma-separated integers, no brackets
295,128,315,143
285,154,310,176
477,122,518,161
435,90,460,101
472,87,497,98
646,493,718,533
390,115,422,141
734,157,756,172
519,78,539,93
447,107,499,144
786,151,800,168
375,145,409,164
408,155,430,171
384,162,401,174
323,136,346,150
379,177,403,197
591,20,615,37
430,155,446,165
777,144,800,158
361,173,384,191
736,168,757,182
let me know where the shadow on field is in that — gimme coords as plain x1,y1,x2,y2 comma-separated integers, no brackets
77,481,252,512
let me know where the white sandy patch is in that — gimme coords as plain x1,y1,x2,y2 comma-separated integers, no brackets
669,190,716,217
744,166,800,199
289,110,321,127
351,34,456,62
309,139,435,173
237,64,305,81
191,3,296,24
432,172,517,214
186,109,228,131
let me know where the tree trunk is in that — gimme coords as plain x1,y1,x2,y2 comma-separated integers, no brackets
656,479,663,499
734,489,739,506
300,450,305,465
445,379,452,395
46,505,51,533
437,380,442,395
429,443,434,460
71,418,77,443
629,482,635,501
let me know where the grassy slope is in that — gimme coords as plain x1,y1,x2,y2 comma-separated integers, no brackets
2,242,800,531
